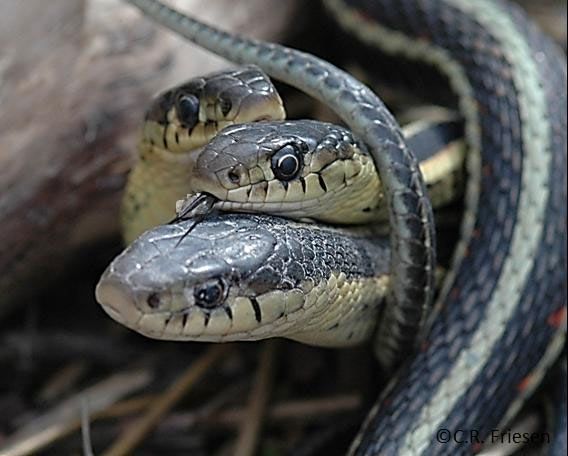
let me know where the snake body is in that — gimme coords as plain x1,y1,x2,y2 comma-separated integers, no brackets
325,3,567,453
107,0,566,454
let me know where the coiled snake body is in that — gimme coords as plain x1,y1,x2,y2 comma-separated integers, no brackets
98,0,567,454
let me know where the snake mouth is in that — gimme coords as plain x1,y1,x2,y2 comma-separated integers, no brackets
95,278,296,341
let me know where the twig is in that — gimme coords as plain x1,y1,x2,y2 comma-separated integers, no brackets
0,331,138,365
0,394,153,456
38,362,88,403
72,390,360,433
80,398,94,456
0,369,152,456
96,395,156,419
233,340,277,456
205,394,362,427
159,379,250,431
101,344,229,456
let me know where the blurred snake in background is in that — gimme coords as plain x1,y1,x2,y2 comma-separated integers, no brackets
121,66,287,244
96,0,567,454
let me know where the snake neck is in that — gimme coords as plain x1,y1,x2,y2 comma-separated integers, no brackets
121,139,197,244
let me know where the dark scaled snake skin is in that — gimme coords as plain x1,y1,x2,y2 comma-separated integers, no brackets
122,0,567,454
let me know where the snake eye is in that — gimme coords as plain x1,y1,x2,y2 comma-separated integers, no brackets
194,278,226,309
271,144,303,181
176,94,200,129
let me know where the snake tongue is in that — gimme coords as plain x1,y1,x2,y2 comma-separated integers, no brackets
170,193,219,245
173,192,218,222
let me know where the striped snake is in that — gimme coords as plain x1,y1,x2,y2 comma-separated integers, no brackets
102,105,465,344
121,66,286,244
97,0,567,454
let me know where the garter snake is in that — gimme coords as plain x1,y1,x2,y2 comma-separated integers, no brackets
122,66,286,243
124,67,462,240
102,0,566,454
100,116,464,346
119,66,463,358
119,0,440,373
175,116,463,226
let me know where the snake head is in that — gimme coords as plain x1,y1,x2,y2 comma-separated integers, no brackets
122,66,287,244
188,120,382,224
142,65,286,155
96,216,293,341
96,214,390,346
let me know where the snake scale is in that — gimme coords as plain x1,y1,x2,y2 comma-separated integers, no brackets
98,0,567,454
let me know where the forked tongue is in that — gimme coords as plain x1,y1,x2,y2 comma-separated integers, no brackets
174,192,218,221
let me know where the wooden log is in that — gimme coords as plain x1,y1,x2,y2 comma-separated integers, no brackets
0,0,298,316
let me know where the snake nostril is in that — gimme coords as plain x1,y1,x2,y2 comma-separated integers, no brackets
147,292,162,309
